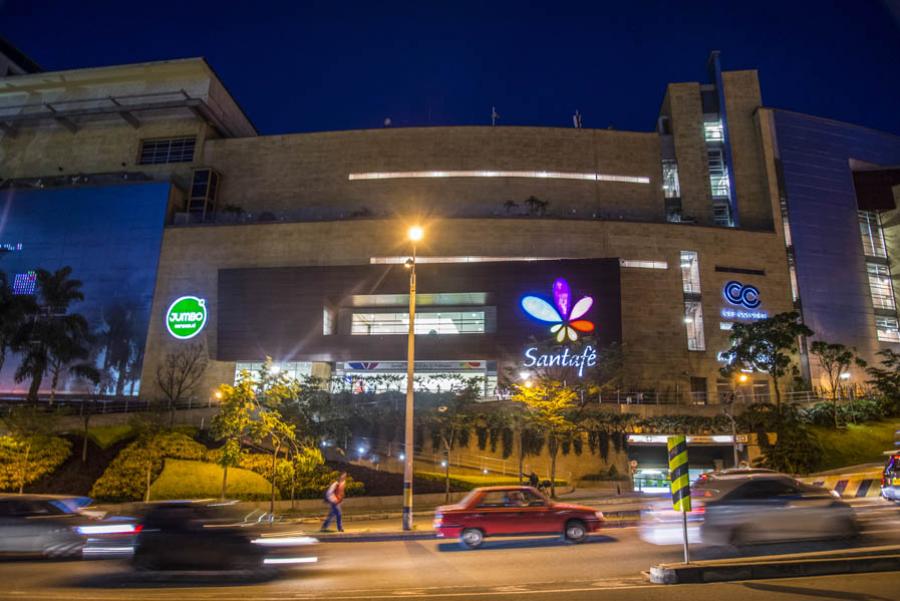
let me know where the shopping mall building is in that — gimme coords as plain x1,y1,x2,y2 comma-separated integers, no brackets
1,43,899,404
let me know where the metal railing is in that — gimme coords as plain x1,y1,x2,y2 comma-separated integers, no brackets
0,393,219,415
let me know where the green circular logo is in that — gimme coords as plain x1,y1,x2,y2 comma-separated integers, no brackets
166,296,207,340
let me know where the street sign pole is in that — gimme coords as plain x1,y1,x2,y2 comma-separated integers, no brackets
667,435,691,564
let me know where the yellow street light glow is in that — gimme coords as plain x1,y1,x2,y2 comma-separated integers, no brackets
738,373,749,383
408,225,424,242
214,391,223,399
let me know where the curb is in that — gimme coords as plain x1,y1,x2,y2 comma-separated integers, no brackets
650,548,900,584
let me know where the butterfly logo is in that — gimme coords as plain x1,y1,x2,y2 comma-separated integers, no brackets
521,278,595,342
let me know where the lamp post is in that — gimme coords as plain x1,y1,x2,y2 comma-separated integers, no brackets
402,225,423,530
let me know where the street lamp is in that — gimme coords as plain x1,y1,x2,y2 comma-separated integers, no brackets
402,224,423,531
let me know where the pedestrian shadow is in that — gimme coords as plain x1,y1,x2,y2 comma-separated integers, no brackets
437,534,618,552
690,538,861,561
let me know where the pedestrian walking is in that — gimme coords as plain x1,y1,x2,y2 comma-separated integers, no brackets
321,472,347,532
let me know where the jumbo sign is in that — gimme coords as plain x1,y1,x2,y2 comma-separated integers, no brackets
165,296,208,340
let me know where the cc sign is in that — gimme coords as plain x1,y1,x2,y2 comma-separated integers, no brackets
723,280,760,309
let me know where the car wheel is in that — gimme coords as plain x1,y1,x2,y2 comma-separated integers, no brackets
564,520,587,544
459,528,484,549
132,552,157,572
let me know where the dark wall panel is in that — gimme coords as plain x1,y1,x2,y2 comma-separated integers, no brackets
217,259,622,363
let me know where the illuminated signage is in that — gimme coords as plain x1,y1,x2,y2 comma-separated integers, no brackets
723,280,760,309
720,307,768,320
166,296,207,340
721,280,767,321
523,345,597,377
521,277,595,342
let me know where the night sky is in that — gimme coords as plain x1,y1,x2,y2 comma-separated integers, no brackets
3,0,899,136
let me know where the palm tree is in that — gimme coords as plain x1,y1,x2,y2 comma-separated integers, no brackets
98,304,138,395
0,270,36,376
46,313,100,402
13,267,88,402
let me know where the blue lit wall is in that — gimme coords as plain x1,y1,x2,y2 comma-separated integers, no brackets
774,110,900,360
0,182,170,395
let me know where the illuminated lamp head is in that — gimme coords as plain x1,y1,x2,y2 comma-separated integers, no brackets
521,277,595,342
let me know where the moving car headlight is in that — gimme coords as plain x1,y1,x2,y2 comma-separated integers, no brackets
250,536,318,546
76,524,140,535
595,511,605,520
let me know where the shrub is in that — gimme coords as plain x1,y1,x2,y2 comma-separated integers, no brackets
0,435,71,492
150,459,273,501
90,431,206,502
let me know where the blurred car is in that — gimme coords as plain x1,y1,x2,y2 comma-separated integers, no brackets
695,467,778,484
0,494,138,559
881,453,900,503
433,486,604,549
641,473,857,547
133,501,318,571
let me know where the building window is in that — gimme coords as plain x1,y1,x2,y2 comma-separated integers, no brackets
234,361,312,384
680,251,701,295
684,301,706,351
351,311,485,335
866,262,896,311
703,119,724,142
712,202,732,227
138,136,196,165
719,322,733,330
323,308,335,335
859,211,887,258
662,159,681,199
876,316,900,343
707,149,730,198
620,259,668,269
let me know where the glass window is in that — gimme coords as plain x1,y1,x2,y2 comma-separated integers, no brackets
680,251,701,294
707,149,730,198
323,308,334,335
876,316,900,343
662,159,681,199
866,262,896,311
233,361,312,384
477,491,508,508
138,136,196,165
703,119,724,142
684,301,706,351
351,311,485,335
858,211,887,258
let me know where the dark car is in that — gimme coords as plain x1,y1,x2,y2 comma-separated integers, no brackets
0,494,136,558
133,501,318,571
433,486,604,549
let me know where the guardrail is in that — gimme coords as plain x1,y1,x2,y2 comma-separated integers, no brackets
0,394,218,415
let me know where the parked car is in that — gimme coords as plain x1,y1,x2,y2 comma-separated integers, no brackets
133,501,319,571
433,486,604,549
0,494,137,559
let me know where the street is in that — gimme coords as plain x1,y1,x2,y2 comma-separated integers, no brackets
2,500,899,600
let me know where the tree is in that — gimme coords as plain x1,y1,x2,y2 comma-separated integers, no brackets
46,312,100,402
809,341,867,427
866,349,900,414
98,304,140,396
0,270,36,376
155,343,208,425
510,377,578,498
0,406,66,493
12,267,90,402
429,379,480,502
211,374,255,500
721,311,813,407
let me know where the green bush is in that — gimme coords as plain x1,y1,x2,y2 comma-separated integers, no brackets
87,424,134,449
150,459,273,501
90,431,206,502
0,435,71,492
803,398,892,427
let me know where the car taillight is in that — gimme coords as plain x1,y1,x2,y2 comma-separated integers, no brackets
133,524,143,534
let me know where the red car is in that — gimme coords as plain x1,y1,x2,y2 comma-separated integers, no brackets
433,486,604,549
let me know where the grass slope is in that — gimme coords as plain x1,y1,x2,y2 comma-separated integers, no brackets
150,459,274,501
812,420,899,472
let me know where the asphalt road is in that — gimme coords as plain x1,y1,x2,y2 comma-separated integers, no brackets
2,500,899,600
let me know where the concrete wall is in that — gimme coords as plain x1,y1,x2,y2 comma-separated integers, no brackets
140,217,793,404
202,126,664,221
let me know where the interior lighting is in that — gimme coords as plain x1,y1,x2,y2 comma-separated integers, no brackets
349,170,651,184
408,225,424,242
